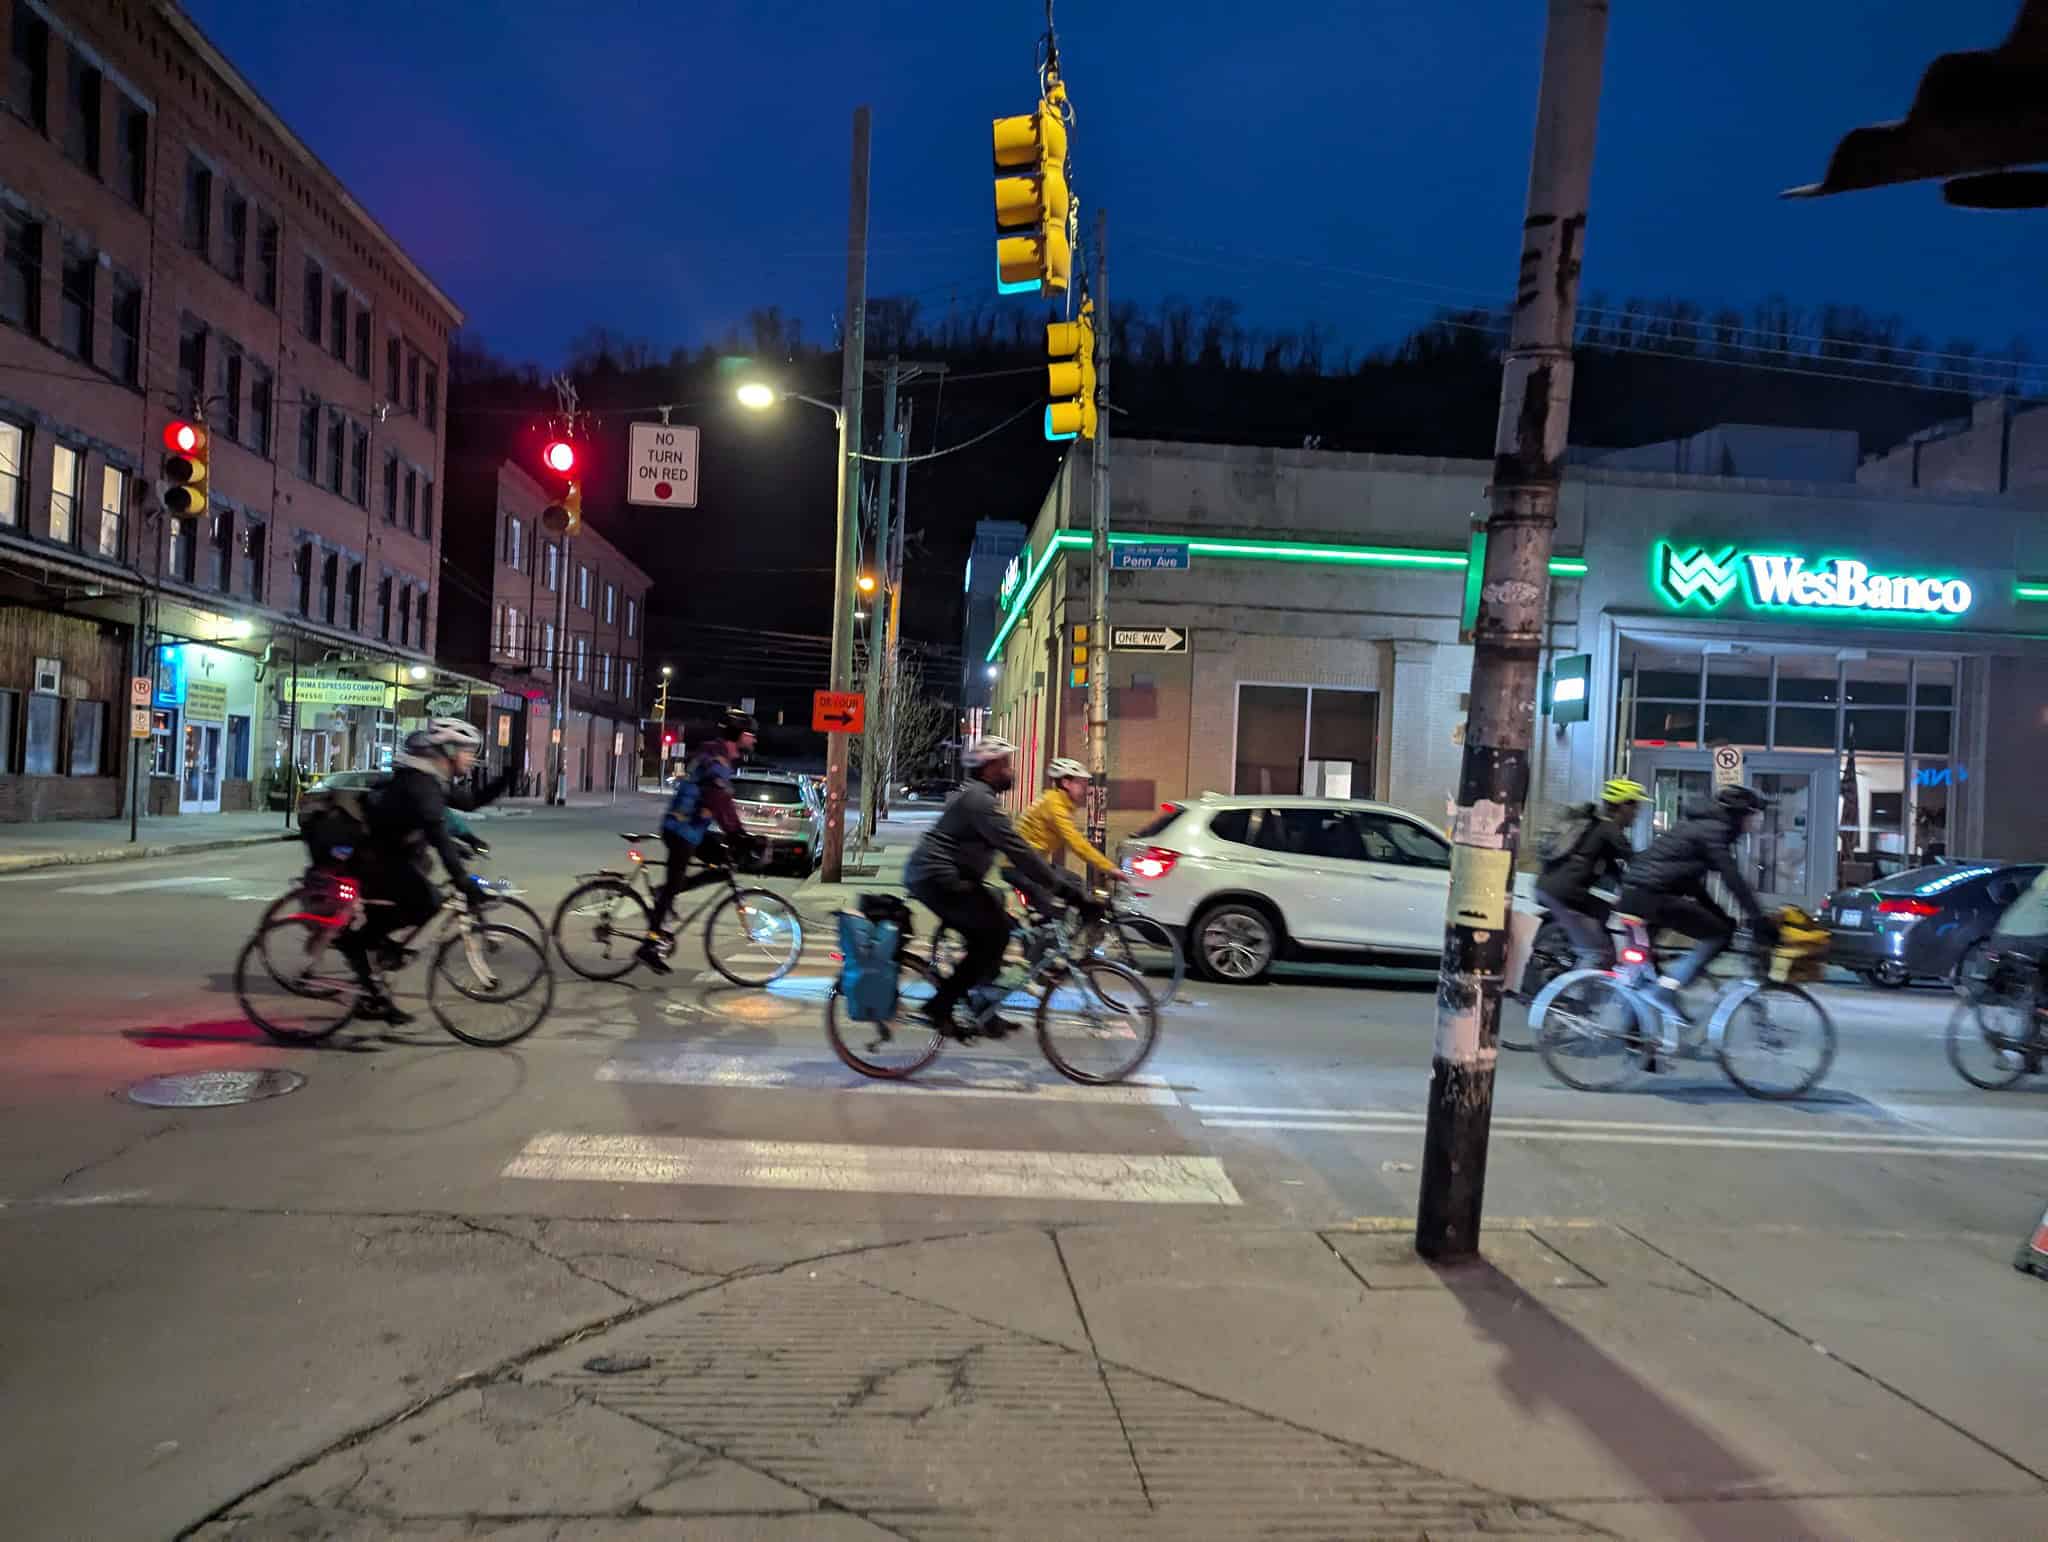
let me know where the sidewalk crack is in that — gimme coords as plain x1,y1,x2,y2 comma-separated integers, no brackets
54,1120,179,1190
1050,1226,1154,1510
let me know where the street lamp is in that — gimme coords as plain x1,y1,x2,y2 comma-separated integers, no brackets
409,664,429,681
857,573,877,594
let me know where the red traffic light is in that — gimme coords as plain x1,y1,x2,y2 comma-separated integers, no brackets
163,420,206,455
663,733,675,747
542,439,577,475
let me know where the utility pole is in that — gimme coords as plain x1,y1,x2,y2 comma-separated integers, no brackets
860,354,901,845
820,104,871,884
1085,207,1111,851
548,375,580,807
880,399,912,817
1416,0,1608,1262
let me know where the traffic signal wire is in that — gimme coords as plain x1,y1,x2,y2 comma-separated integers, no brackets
846,397,1044,464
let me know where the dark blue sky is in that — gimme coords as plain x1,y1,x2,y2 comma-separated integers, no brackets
187,0,2043,370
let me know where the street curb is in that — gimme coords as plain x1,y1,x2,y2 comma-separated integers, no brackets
0,830,293,874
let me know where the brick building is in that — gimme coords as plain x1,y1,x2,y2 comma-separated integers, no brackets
1858,396,2048,497
1,0,463,824
439,455,652,799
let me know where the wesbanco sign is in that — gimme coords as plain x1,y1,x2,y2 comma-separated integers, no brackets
1655,543,1975,620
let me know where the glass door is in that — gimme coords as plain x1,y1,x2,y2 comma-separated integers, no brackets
181,721,223,812
1628,749,1831,909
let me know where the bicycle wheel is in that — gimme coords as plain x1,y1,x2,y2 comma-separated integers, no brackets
551,878,652,981
704,887,803,987
1714,982,1836,1100
236,919,357,1044
1535,970,1650,1092
428,922,555,1047
1037,959,1161,1085
1098,914,1185,1008
826,954,944,1078
1948,990,2032,1090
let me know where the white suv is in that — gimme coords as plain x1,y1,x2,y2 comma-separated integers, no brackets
1115,794,1523,984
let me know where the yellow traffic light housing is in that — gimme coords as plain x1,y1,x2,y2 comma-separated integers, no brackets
564,481,583,537
992,83,1072,296
1068,622,1089,688
1045,302,1097,441
160,420,210,517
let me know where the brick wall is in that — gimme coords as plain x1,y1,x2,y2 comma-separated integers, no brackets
0,774,120,820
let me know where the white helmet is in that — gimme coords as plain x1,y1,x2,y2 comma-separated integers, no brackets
960,734,1018,770
1047,757,1090,782
423,715,482,753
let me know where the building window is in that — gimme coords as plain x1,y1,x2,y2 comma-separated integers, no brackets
622,660,634,703
328,287,347,361
575,635,587,682
625,596,637,638
405,351,420,414
110,272,142,384
344,560,362,630
423,366,439,429
24,695,60,775
349,422,369,506
599,651,612,692
58,245,93,360
294,540,313,614
385,334,400,400
506,606,522,658
48,443,81,546
397,582,413,647
182,153,212,255
97,465,125,559
1232,684,1378,798
376,574,391,639
420,480,433,540
415,587,428,645
226,714,251,780
170,515,197,583
495,604,507,654
542,619,555,669
576,563,591,608
63,53,100,172
403,467,417,532
210,510,233,590
218,344,244,443
247,360,273,453
255,211,277,306
0,420,21,526
505,514,523,570
301,259,322,341
544,540,559,592
68,700,105,777
1,204,42,334
176,314,207,414
222,186,248,283
603,581,616,624
113,92,147,207
243,519,266,600
382,451,398,523
325,412,344,495
319,550,338,623
8,5,50,132
353,308,370,378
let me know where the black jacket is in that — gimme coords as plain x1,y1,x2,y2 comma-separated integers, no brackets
903,778,1059,892
369,764,508,887
1537,814,1634,909
1619,801,1763,922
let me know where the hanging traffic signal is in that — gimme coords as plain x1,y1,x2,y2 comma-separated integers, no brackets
160,420,209,517
992,80,1072,296
539,436,581,537
541,439,577,475
1069,622,1089,689
1045,301,1097,441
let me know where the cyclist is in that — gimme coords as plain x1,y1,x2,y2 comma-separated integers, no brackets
1015,757,1126,913
1617,782,1776,1021
342,717,508,1021
1534,777,1645,968
903,735,1065,1036
636,710,762,974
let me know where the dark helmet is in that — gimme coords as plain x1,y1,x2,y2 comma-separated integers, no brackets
1714,783,1767,816
717,710,757,740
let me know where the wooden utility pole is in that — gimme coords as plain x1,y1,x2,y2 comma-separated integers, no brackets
1416,0,1609,1261
1085,208,1111,850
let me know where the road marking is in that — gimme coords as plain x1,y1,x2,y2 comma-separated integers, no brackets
1191,1105,2046,1146
504,1134,1242,1205
1199,1118,2048,1161
53,875,237,896
597,1048,1178,1105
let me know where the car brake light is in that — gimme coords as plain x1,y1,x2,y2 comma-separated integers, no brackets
1618,945,1647,965
1159,801,1182,814
1130,846,1179,880
1877,897,1940,918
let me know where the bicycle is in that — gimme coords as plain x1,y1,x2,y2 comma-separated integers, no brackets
1530,913,1836,1100
1945,946,2048,1090
256,851,544,980
827,900,1160,1085
1075,890,1186,1008
235,872,554,1048
550,832,802,987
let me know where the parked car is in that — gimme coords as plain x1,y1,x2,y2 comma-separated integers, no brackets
303,769,385,794
731,772,826,872
1824,860,2039,988
898,779,957,803
1114,794,1534,984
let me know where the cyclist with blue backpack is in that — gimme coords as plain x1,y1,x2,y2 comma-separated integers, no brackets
636,711,763,974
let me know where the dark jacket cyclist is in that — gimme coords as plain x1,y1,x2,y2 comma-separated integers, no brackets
1535,777,1645,967
1617,783,1775,1010
636,711,761,975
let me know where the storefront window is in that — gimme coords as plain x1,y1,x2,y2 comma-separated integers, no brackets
1234,686,1307,795
1231,685,1378,798
1774,652,1840,705
1633,700,1697,747
1702,703,1767,749
1704,649,1770,701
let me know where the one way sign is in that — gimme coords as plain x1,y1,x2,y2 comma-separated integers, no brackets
1111,626,1188,653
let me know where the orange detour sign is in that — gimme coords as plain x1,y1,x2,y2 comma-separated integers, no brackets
812,691,865,734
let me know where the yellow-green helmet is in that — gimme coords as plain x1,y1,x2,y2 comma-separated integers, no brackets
1603,777,1647,806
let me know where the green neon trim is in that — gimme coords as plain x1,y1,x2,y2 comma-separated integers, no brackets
984,529,1588,663
2017,583,2048,602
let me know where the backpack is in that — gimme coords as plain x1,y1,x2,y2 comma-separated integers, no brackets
835,898,911,1023
661,754,725,846
1534,803,1599,872
298,784,376,870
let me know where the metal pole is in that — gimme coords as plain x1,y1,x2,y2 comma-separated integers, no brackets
1416,0,1608,1263
821,104,871,883
860,354,901,845
288,626,300,825
881,399,912,816
129,587,146,841
551,531,571,805
1085,208,1112,851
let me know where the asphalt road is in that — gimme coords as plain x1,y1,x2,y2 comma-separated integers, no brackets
2,794,2043,1537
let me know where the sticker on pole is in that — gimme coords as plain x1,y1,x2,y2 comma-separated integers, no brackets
1712,745,1745,789
628,422,699,508
812,691,864,734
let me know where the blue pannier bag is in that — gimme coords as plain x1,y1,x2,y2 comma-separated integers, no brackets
836,911,901,1023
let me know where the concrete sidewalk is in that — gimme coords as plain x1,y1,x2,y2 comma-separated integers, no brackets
186,1216,2048,1540
796,812,935,921
0,809,295,873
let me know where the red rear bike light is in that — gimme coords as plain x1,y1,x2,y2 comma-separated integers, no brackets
1130,847,1179,881
627,848,643,864
334,878,359,904
830,949,844,963
1618,945,1648,966
1877,897,1940,918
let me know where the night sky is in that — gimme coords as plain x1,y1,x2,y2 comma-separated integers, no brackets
186,0,2044,369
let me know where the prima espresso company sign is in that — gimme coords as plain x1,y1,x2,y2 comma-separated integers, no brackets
1655,543,1974,620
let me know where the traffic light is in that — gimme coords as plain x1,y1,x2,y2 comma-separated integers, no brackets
541,439,577,475
1045,301,1097,441
1068,623,1089,689
539,438,582,537
992,81,1071,296
159,420,209,517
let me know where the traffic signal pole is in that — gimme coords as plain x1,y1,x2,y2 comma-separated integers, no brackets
1416,0,1608,1262
820,105,871,884
859,354,901,846
1085,209,1111,851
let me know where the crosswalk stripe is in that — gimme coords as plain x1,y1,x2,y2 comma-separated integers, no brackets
504,1134,1242,1205
1198,1118,2048,1162
55,875,236,896
597,1048,1179,1106
1189,1105,2048,1146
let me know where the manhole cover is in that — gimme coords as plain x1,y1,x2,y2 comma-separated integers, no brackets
126,1068,306,1108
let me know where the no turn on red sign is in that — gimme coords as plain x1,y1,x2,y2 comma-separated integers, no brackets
628,422,699,508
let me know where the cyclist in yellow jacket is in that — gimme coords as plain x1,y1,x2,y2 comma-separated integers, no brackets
1017,758,1125,906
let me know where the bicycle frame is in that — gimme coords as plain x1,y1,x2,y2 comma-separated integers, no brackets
579,845,746,933
288,874,498,992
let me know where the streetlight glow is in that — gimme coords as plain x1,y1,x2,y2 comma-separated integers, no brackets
409,664,429,681
857,573,877,594
735,382,778,410
661,664,673,677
